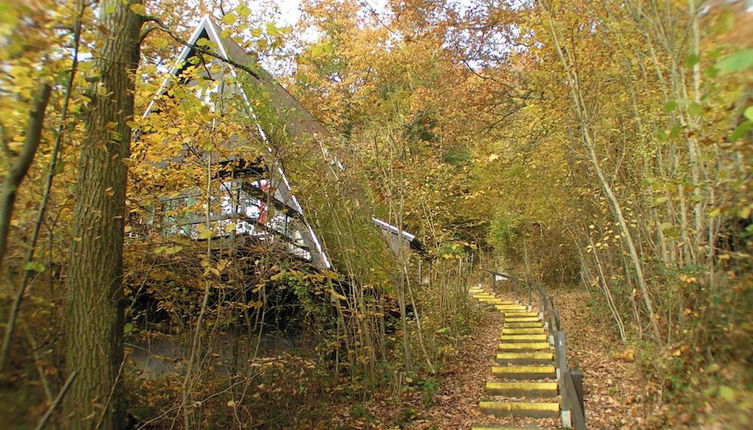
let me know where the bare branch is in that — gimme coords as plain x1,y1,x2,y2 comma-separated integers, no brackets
144,16,260,79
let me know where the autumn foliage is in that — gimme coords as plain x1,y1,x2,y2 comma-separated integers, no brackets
0,0,751,428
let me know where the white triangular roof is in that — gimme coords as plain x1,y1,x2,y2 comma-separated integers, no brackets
142,16,331,269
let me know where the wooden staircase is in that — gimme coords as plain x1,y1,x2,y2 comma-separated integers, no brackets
469,286,563,430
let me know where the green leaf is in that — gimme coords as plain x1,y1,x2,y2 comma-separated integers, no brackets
23,261,45,273
684,54,700,68
744,106,753,122
670,125,683,139
124,323,134,335
654,196,669,205
688,103,703,116
716,48,753,74
664,101,677,113
730,121,752,141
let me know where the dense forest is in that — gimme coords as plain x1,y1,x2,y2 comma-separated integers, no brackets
0,0,751,428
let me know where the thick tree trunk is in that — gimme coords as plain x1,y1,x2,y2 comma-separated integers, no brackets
63,2,142,429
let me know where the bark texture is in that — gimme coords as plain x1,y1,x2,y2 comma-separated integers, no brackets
63,2,142,429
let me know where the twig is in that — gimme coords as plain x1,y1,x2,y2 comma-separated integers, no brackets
143,16,260,79
34,371,77,430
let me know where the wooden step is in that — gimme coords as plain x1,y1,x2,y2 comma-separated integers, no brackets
497,351,554,364
503,328,545,335
505,316,541,322
473,294,496,299
492,365,556,379
479,298,511,305
503,313,540,319
500,334,548,343
495,304,527,310
479,401,559,418
498,342,550,351
502,309,538,315
486,381,558,397
504,321,544,328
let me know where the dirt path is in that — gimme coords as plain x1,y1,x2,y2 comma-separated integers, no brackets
555,289,648,429
359,308,505,429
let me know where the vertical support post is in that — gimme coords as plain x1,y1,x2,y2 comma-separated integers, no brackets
491,272,496,293
571,369,585,424
556,331,572,429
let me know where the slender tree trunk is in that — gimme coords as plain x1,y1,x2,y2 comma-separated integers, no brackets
542,0,661,340
0,0,84,373
64,2,142,429
0,84,51,273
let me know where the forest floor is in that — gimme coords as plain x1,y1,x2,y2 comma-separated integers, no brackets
356,287,650,429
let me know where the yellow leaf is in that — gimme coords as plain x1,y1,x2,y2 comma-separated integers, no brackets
330,289,347,301
165,245,182,255
719,386,736,402
129,4,146,16
221,13,237,25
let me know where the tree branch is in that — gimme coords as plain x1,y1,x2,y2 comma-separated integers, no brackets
0,83,52,274
142,16,260,79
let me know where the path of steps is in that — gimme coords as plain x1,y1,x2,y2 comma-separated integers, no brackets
469,286,561,430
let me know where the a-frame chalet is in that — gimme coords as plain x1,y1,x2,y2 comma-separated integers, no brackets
142,16,423,269
141,16,331,269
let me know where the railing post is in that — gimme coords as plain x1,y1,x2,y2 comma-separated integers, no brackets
571,369,585,424
556,331,571,428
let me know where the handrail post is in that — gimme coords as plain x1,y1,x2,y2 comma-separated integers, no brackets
571,369,585,425
555,331,571,428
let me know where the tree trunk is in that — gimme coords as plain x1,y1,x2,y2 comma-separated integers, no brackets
541,0,661,340
0,84,51,274
63,2,142,429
